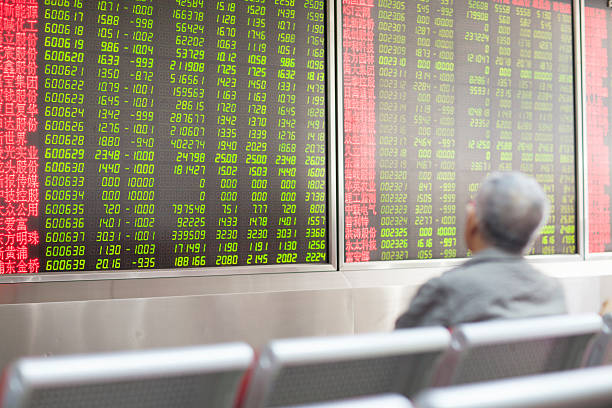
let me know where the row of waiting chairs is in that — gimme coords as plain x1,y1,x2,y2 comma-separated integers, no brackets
300,364,612,408
2,313,611,408
416,365,612,408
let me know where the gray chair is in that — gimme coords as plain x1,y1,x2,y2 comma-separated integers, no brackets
431,314,602,386
1,342,254,408
583,313,612,366
242,327,451,408
281,394,413,408
415,365,612,408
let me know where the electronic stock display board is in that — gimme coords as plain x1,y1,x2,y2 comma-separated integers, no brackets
343,0,577,262
0,0,328,274
586,0,612,253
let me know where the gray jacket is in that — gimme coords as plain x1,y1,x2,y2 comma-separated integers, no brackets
395,248,567,328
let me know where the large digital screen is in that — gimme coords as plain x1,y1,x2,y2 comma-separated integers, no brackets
343,0,576,262
586,0,612,253
0,0,328,274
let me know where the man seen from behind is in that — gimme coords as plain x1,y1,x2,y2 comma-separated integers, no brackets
395,171,567,329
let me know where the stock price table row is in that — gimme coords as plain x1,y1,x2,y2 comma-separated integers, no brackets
344,0,576,262
0,0,328,273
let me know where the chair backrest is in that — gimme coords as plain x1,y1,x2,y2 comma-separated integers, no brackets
415,365,612,408
583,313,612,367
280,394,413,408
431,314,602,386
1,342,253,408
242,327,451,408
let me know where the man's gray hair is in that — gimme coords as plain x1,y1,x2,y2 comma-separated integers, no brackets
475,172,550,254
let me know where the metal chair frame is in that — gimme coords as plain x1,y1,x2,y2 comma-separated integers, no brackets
1,342,254,408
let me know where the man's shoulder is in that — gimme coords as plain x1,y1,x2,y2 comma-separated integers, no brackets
437,250,549,287
434,262,486,291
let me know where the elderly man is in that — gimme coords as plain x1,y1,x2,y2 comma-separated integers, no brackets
395,172,566,329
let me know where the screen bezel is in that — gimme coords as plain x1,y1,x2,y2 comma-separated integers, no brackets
1,0,339,283
1,0,596,282
338,0,585,270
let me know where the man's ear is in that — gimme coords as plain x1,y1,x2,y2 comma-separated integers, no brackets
464,204,479,252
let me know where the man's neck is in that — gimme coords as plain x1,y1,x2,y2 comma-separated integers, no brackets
468,239,491,255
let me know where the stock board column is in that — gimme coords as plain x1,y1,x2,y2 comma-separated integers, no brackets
90,0,124,271
0,0,40,274
412,0,434,260
343,0,376,262
40,1,85,273
166,4,208,269
376,0,409,262
431,2,457,259
489,2,513,175
514,4,538,251
515,10,535,173
244,0,271,265
553,2,575,254
462,1,493,184
532,5,556,254
412,0,460,260
302,0,327,263
213,0,240,267
123,1,156,269
273,1,299,264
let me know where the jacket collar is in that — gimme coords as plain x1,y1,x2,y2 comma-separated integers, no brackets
463,247,524,267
